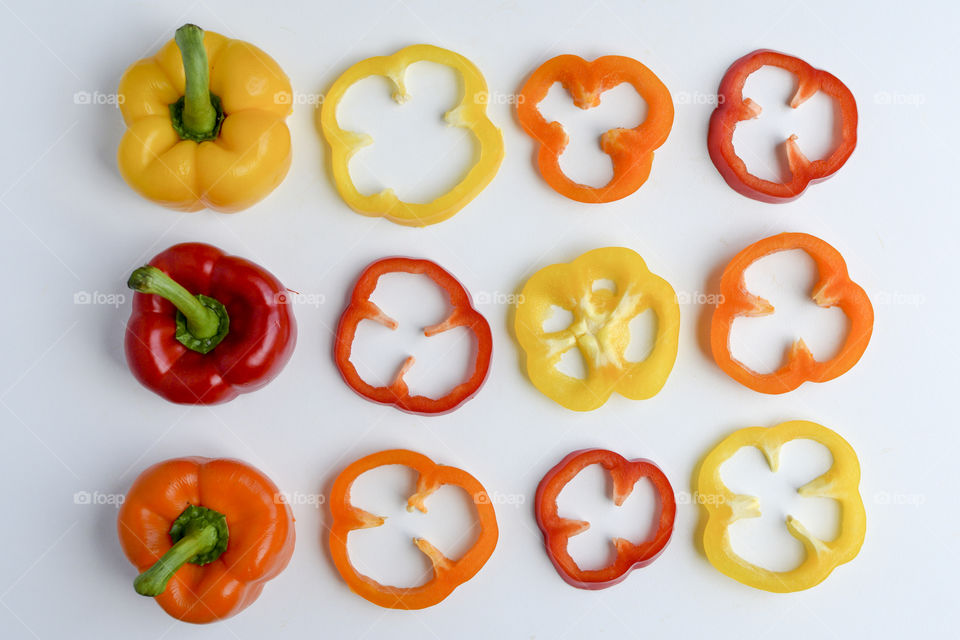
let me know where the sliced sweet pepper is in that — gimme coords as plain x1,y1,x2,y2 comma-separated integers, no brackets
117,457,295,622
319,44,503,226
117,24,293,212
697,420,866,592
328,449,498,609
707,49,858,203
710,232,873,394
514,247,679,411
535,449,676,589
334,257,492,414
517,54,674,203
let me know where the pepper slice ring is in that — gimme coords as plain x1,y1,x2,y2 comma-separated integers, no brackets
710,232,873,394
320,44,504,226
334,257,492,415
707,49,858,203
517,54,674,203
535,449,676,589
328,449,499,609
696,420,866,592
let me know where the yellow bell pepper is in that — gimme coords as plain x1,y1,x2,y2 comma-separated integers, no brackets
697,420,866,593
514,247,680,411
117,24,293,212
319,44,503,227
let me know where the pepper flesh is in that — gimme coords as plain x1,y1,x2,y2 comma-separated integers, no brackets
696,420,866,592
319,44,503,226
710,232,873,394
125,242,297,404
117,25,293,212
117,457,295,623
514,247,680,411
707,49,858,203
517,54,674,203
328,449,498,609
334,257,492,414
535,449,676,589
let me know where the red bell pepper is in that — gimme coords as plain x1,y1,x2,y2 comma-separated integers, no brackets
708,49,858,203
535,449,676,589
125,243,296,404
334,257,492,415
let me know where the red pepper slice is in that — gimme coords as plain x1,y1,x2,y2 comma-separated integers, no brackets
535,449,676,589
125,243,296,404
517,54,674,203
334,257,492,414
710,232,874,393
707,49,858,203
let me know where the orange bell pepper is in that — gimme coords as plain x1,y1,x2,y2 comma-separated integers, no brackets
328,449,498,609
117,457,295,623
711,232,873,394
517,54,674,203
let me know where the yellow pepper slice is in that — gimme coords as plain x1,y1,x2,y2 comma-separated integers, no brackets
514,247,680,411
697,420,866,592
319,44,504,227
117,25,293,212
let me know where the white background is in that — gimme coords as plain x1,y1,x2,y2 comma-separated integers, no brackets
1,0,957,638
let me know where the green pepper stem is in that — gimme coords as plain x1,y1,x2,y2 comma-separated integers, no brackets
174,24,217,138
134,523,218,597
127,266,219,339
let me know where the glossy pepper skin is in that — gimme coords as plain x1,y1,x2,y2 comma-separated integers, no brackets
536,449,676,589
697,420,866,592
117,457,295,623
517,55,674,203
125,242,296,404
514,247,680,411
710,233,873,394
118,24,293,212
319,44,503,226
328,449,498,609
334,257,492,414
708,49,858,203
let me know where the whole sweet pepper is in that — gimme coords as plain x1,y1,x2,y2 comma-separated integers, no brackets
536,449,676,589
708,49,857,203
514,247,680,411
517,54,674,203
125,242,296,404
697,420,866,592
329,449,498,609
711,232,873,394
117,457,295,623
320,44,503,226
118,24,293,212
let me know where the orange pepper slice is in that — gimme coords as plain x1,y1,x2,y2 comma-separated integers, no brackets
517,54,674,203
328,449,498,609
710,232,873,393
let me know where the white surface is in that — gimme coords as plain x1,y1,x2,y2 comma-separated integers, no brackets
0,0,956,638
